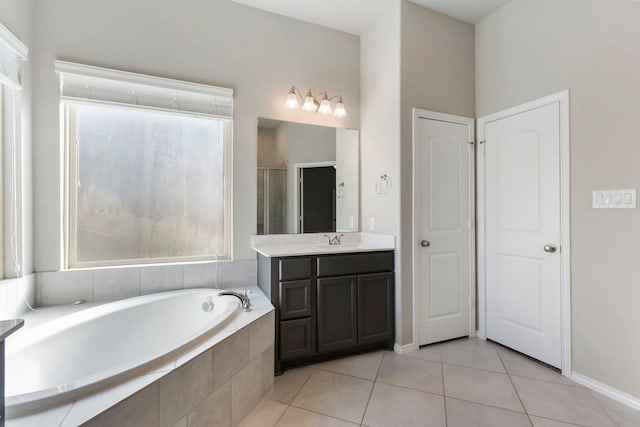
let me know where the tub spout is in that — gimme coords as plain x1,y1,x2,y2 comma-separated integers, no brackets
218,290,251,312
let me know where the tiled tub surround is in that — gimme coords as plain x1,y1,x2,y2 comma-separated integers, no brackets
6,285,275,427
35,259,257,306
251,232,395,258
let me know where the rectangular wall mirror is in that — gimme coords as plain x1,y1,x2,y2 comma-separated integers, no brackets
257,118,359,235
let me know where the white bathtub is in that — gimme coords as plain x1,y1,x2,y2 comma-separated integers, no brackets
5,289,239,416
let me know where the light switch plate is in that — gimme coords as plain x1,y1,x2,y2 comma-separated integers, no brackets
592,189,637,209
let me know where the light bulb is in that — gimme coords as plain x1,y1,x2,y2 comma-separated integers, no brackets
318,98,332,115
302,90,317,112
333,97,347,117
284,87,299,109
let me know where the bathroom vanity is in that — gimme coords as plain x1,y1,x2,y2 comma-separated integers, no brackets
253,234,395,374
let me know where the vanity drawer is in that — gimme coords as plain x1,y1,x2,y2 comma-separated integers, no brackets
317,251,394,277
279,257,312,281
280,318,313,361
279,280,312,320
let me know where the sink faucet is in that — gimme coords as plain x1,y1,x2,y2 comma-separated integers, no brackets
324,234,345,246
218,289,251,312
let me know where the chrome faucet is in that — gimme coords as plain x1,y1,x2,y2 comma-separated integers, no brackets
218,289,251,312
323,234,345,246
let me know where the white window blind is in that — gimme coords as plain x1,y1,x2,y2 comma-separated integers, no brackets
55,61,233,119
0,22,28,90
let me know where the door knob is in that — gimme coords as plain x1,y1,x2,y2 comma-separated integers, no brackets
544,244,557,253
421,240,431,248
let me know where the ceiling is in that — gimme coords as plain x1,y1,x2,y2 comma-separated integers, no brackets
228,0,511,35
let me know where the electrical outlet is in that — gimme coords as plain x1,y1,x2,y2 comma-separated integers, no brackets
369,217,375,231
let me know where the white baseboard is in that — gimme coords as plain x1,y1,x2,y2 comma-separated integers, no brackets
570,372,640,411
393,343,418,354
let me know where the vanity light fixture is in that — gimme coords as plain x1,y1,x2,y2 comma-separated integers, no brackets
284,85,347,117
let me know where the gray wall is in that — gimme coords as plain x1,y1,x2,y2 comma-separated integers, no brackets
399,0,476,345
360,0,403,341
476,0,640,398
31,0,360,271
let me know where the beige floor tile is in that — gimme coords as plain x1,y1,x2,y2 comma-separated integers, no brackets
443,364,523,412
445,398,531,427
291,370,373,424
441,339,506,373
497,349,579,387
403,344,442,362
512,376,616,427
588,390,640,427
362,382,445,427
315,351,384,380
376,352,443,395
237,399,288,427
275,406,359,427
264,366,315,404
529,416,581,426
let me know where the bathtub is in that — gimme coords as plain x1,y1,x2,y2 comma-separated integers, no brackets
5,289,239,417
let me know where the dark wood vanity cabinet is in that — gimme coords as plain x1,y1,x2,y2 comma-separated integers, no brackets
258,251,394,373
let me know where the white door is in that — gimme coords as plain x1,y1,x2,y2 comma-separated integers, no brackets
415,112,474,346
483,102,562,368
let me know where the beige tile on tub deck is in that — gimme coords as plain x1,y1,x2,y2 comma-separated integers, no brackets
232,357,263,426
275,406,358,427
511,376,616,427
249,311,275,360
291,370,373,424
188,380,231,427
443,364,524,412
83,383,159,427
264,366,315,404
315,350,384,380
445,397,531,427
238,399,287,427
93,267,141,301
376,352,443,395
158,349,213,427
362,382,445,427
141,265,184,294
213,326,250,388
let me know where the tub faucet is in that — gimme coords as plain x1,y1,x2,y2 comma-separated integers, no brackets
218,289,251,312
324,234,345,246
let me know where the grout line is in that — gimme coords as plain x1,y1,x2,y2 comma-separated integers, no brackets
359,354,383,425
497,350,530,418
286,404,360,425
585,390,623,427
271,402,289,427
525,414,586,427
508,373,586,389
445,396,530,416
442,358,448,427
441,360,508,375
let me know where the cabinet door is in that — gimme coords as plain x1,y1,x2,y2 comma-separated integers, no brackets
280,318,313,360
357,273,394,345
317,276,357,353
279,280,311,320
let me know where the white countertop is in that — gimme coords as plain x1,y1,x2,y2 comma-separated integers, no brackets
251,232,395,257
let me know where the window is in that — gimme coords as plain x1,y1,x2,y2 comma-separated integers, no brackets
57,62,232,268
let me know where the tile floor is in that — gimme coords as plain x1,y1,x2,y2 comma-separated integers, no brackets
237,338,640,427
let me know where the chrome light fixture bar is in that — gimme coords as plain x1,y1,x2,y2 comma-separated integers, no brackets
284,85,347,117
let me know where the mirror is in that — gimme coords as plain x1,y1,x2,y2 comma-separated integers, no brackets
257,119,359,235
